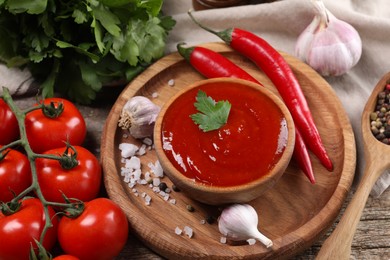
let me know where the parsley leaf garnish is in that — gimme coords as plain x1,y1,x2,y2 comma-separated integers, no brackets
190,90,231,132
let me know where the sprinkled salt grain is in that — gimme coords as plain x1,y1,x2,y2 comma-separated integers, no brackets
175,227,182,235
152,92,159,98
128,183,136,188
119,143,139,158
247,239,256,245
143,137,153,146
145,195,152,203
168,79,175,87
148,160,163,177
183,226,193,238
125,156,141,170
200,219,206,225
169,199,176,204
133,169,142,181
152,187,160,193
153,177,161,187
220,237,227,244
132,188,138,193
136,144,147,156
163,194,170,201
141,192,146,198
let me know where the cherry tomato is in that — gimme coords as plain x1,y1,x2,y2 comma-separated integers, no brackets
53,255,80,260
0,146,31,202
58,198,128,260
0,198,58,260
25,98,86,153
36,146,101,203
0,99,19,145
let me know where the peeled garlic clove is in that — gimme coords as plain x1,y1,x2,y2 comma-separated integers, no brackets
295,0,362,76
218,204,273,248
118,96,161,139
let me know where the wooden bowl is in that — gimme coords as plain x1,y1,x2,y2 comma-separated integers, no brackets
153,78,296,205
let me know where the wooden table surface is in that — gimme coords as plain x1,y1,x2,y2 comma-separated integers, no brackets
15,86,390,259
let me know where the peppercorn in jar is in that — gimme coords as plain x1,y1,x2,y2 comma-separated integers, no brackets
370,82,390,144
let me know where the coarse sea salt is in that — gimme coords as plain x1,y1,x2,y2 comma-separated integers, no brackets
143,137,153,146
118,137,177,207
175,227,182,235
247,239,256,245
119,143,139,158
168,79,175,87
125,156,141,170
150,160,164,177
183,226,193,238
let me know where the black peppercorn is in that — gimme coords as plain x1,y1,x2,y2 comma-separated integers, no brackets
370,83,390,144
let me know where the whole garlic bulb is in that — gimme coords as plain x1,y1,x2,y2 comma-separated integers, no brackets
295,0,362,76
118,96,160,139
218,204,273,248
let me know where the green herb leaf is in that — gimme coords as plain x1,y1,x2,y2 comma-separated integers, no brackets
7,0,47,15
190,90,231,132
0,0,175,104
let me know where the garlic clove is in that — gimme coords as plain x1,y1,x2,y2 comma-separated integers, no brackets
218,204,273,248
295,14,321,61
295,0,362,77
118,96,161,139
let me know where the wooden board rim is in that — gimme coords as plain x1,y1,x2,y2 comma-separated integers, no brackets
100,42,356,259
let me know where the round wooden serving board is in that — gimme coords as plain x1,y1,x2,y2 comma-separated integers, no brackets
101,42,356,259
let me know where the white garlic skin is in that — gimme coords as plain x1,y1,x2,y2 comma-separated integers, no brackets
295,2,362,76
119,96,160,139
218,204,273,248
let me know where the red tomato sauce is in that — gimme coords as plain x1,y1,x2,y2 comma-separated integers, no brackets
161,82,288,187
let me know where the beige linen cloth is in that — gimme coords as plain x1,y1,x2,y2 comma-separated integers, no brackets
161,0,390,197
1,0,389,196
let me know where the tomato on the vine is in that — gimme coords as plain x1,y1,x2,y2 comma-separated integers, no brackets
25,98,86,153
0,198,58,260
0,99,19,145
0,146,31,202
36,146,101,203
58,198,128,260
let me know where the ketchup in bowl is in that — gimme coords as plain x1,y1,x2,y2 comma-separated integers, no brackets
159,79,291,187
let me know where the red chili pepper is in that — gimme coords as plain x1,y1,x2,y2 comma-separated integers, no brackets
177,43,261,85
188,12,333,171
294,127,315,183
177,43,316,183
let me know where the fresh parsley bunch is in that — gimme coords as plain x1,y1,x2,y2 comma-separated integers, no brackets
0,0,175,103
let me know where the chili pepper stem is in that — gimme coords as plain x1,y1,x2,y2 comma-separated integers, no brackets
188,11,233,44
177,43,194,61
